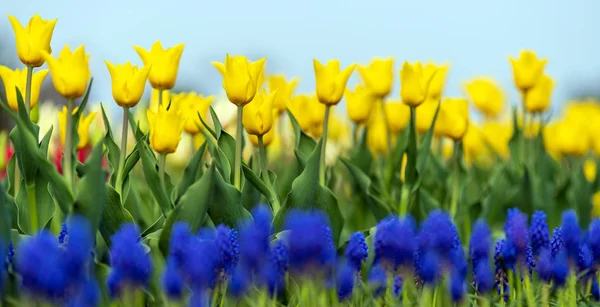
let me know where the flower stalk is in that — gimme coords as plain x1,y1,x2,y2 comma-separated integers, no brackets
64,98,75,189
258,135,280,213
319,105,332,186
158,153,167,194
234,105,243,190
115,107,129,195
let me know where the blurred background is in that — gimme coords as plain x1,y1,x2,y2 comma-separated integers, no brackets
1,0,599,129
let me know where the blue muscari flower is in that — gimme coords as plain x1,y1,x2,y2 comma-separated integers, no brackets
67,278,100,307
593,279,600,301
5,241,14,268
375,215,416,271
184,238,221,289
561,210,581,261
239,205,272,273
16,230,67,300
107,224,152,298
420,211,460,259
336,262,355,301
368,264,387,296
228,267,249,298
473,261,493,293
162,258,183,299
63,215,94,284
504,208,529,259
529,211,550,256
170,222,192,265
284,210,335,275
469,220,491,270
449,270,465,303
552,251,569,287
271,240,289,275
577,244,593,276
345,232,368,272
420,251,439,285
588,219,600,263
493,239,509,301
258,262,285,296
551,227,563,258
537,248,553,283
58,223,68,244
451,249,468,280
215,225,239,274
393,275,403,298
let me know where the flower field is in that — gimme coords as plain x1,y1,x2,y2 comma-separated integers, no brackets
0,13,600,307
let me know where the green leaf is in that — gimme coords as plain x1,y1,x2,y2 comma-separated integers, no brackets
73,143,106,233
135,137,172,215
39,127,53,156
100,104,121,187
217,131,237,184
340,158,390,220
208,106,223,139
412,188,442,222
242,164,273,203
416,101,441,174
404,106,418,185
508,106,523,167
6,154,15,196
159,164,216,255
199,111,217,139
205,136,231,182
241,161,263,212
273,139,344,244
8,126,38,184
0,183,13,245
173,142,207,204
287,108,316,164
208,168,252,227
98,185,134,246
350,127,373,174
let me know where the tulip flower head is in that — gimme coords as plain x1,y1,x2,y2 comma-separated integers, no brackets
399,61,436,107
146,102,185,154
134,41,184,90
509,50,548,92
248,111,277,148
289,94,325,138
438,98,469,141
212,54,266,106
584,159,597,183
313,59,356,105
481,121,512,159
105,61,151,108
424,62,450,102
524,74,554,113
367,117,389,155
242,89,277,136
357,58,394,98
42,45,91,99
415,100,439,134
345,84,376,125
58,106,97,150
0,66,48,111
384,100,410,134
171,92,214,135
268,75,298,114
7,14,57,67
464,78,506,118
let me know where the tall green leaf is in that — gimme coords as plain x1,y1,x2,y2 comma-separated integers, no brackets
73,143,106,233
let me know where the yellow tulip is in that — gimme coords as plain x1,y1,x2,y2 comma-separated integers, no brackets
415,100,438,134
248,111,277,148
313,59,355,105
146,104,185,154
328,115,350,143
7,14,57,67
463,124,491,167
464,78,505,118
345,84,376,125
584,159,597,183
357,58,394,97
384,100,410,134
524,74,554,113
171,92,214,135
150,88,171,113
593,192,600,218
58,107,97,149
193,133,206,149
437,98,469,141
242,89,277,136
134,41,184,90
367,117,388,155
41,45,91,99
0,66,47,111
105,61,150,108
509,50,548,92
481,121,512,159
212,54,266,106
544,120,589,157
424,63,449,101
288,94,313,133
268,75,298,114
441,142,454,161
400,62,436,107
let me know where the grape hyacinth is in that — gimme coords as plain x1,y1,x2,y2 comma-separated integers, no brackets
551,227,564,258
561,210,581,261
470,220,492,271
529,210,550,256
345,231,368,272
589,219,600,263
336,262,355,301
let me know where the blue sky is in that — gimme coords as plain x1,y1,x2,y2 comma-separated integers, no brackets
2,0,599,116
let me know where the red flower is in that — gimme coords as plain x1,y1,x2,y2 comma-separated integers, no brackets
0,144,14,180
53,144,110,181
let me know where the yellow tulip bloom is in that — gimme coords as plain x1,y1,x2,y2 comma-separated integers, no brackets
438,98,469,141
345,84,376,125
584,159,597,183
58,107,97,149
134,41,184,90
357,58,394,98
248,111,278,148
313,59,356,105
41,45,91,99
367,117,389,155
146,104,185,154
524,74,554,113
268,75,298,114
424,63,449,101
7,14,57,67
243,89,277,136
415,100,438,134
463,124,491,167
593,192,600,218
464,78,505,118
170,92,214,135
400,62,436,107
150,88,171,112
544,120,590,157
509,50,548,92
0,66,48,111
212,54,266,106
328,115,350,143
384,100,410,134
105,61,150,108
288,94,313,133
481,121,512,159
400,153,407,183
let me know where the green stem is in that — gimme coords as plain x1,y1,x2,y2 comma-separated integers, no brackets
25,65,33,114
399,181,410,216
258,135,280,213
420,286,432,307
319,105,331,186
523,272,536,307
13,158,20,197
26,183,38,233
541,283,550,307
115,107,129,196
64,98,75,190
379,98,392,156
234,106,243,190
450,141,461,218
352,123,358,147
158,153,167,193
158,88,163,107
568,273,577,307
